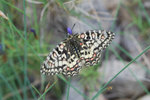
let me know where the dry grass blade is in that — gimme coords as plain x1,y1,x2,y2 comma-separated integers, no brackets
0,10,8,20
26,0,44,4
44,82,51,92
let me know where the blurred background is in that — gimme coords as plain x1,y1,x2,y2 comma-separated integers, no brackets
0,0,150,100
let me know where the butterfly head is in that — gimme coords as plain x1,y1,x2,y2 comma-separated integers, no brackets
67,27,72,35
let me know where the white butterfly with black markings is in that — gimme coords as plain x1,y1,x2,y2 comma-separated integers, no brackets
41,27,115,76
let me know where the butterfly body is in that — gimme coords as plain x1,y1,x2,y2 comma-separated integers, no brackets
41,30,115,76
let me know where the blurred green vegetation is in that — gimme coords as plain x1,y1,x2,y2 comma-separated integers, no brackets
0,0,150,100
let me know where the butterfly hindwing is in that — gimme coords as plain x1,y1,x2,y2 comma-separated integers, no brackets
41,41,83,76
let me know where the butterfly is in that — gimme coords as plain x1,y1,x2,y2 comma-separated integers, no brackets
40,27,115,76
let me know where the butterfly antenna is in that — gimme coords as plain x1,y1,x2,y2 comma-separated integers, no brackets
71,23,76,31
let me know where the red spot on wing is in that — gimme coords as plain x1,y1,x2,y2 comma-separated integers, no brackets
80,57,84,60
75,64,78,68
86,59,89,61
80,43,83,45
93,53,96,57
80,33,85,38
91,57,94,61
101,35,105,39
67,67,70,71
60,44,64,49
71,68,74,71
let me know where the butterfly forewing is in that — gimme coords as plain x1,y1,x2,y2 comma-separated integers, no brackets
75,30,115,66
40,30,115,76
